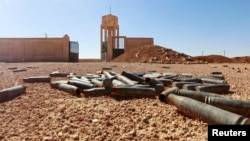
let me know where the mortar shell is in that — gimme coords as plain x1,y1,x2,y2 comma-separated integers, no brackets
159,87,179,102
116,74,137,85
182,83,205,90
50,80,68,88
91,78,103,87
50,72,70,77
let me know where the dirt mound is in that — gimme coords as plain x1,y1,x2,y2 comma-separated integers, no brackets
193,55,233,63
112,45,193,64
111,45,249,63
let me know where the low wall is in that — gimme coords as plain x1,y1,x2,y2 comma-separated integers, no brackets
0,35,69,62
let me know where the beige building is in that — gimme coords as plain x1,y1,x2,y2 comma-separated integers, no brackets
100,14,154,61
0,34,79,62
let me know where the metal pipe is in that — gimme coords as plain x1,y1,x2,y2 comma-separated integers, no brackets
195,84,230,94
0,85,26,103
23,76,51,83
56,83,81,96
180,78,202,83
121,71,145,84
204,96,250,118
166,94,249,125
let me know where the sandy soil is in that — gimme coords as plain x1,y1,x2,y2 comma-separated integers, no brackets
0,62,249,141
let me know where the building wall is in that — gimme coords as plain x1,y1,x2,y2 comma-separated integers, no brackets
125,38,154,52
0,35,69,62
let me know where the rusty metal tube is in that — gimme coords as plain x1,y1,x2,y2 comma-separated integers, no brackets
121,71,145,84
23,76,51,83
111,87,156,98
195,84,230,94
204,96,250,117
166,94,249,125
0,85,26,103
57,83,81,96
67,79,95,89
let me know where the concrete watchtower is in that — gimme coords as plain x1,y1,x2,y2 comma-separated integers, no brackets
100,14,119,61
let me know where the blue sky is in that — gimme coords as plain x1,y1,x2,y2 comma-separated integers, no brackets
0,0,249,58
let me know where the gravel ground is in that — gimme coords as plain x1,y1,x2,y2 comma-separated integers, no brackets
0,62,249,141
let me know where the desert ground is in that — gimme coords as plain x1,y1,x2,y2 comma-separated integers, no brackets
0,62,249,141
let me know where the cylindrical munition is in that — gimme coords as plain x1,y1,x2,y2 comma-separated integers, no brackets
103,71,116,79
103,79,113,89
82,74,100,79
143,72,162,79
12,68,27,72
210,71,223,75
201,78,227,84
121,71,145,84
83,87,111,97
155,78,173,87
116,74,137,85
111,87,156,98
70,77,90,83
177,89,222,102
208,74,225,80
180,78,202,83
0,85,26,103
80,76,90,82
50,80,68,88
205,96,250,118
166,94,249,125
172,82,197,89
50,71,70,77
68,79,95,89
195,84,230,94
180,73,193,78
159,87,179,102
23,76,51,83
57,83,81,96
91,78,103,87
112,79,126,87
182,83,205,90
